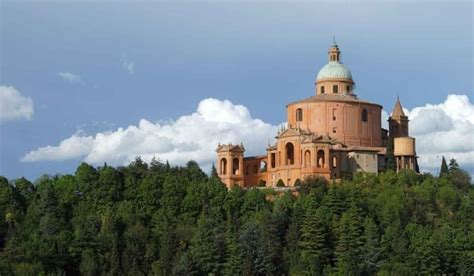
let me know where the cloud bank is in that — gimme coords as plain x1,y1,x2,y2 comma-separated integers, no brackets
0,85,34,123
406,94,474,175
22,98,277,172
21,95,474,176
58,72,83,84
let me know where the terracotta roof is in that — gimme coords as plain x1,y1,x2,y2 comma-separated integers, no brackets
287,94,382,108
391,98,406,118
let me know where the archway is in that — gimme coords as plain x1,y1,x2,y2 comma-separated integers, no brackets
304,150,311,167
317,150,325,168
220,158,227,175
260,161,267,172
285,143,295,165
232,158,239,175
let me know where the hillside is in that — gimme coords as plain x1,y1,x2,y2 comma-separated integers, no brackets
0,158,473,275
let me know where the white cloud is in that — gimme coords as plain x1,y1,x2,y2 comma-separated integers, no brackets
22,135,94,162
21,95,474,176
0,85,34,123
58,72,83,84
406,94,474,175
21,98,277,172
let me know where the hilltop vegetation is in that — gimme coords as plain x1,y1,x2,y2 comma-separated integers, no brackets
0,158,473,275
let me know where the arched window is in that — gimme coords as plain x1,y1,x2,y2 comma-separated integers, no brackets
317,150,325,168
232,158,239,175
220,158,227,175
321,86,325,94
304,150,311,167
362,109,368,122
285,143,295,165
333,85,338,94
260,161,267,172
296,108,303,122
332,156,337,168
270,153,276,168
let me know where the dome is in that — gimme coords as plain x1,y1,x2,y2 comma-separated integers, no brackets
316,61,352,81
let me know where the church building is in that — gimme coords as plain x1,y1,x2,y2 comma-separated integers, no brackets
216,42,417,188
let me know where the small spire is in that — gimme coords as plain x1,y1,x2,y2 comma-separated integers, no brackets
391,96,406,118
333,35,337,46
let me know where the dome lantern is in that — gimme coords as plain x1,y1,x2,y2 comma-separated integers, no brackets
328,38,340,62
315,41,356,97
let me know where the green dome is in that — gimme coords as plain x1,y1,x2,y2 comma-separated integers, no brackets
316,61,352,81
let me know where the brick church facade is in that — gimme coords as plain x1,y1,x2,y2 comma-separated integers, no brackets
216,42,417,188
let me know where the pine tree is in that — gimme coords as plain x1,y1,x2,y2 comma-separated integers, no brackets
298,207,330,274
224,224,243,275
448,158,460,172
334,205,365,275
190,215,224,275
361,217,381,274
324,186,346,218
439,156,449,177
210,163,219,179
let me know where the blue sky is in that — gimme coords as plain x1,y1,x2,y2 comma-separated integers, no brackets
1,1,473,180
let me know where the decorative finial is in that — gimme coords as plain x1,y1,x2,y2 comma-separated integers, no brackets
333,35,336,45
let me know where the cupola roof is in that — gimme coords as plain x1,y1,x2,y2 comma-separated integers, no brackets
316,62,353,81
316,42,353,82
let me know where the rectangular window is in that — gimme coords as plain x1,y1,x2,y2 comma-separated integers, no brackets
346,85,350,92
333,85,338,93
321,86,325,94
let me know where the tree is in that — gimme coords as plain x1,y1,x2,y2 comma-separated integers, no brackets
439,156,449,178
210,163,219,179
361,217,381,274
189,216,225,275
448,158,460,172
298,207,331,274
334,205,365,275
224,224,243,275
239,220,271,275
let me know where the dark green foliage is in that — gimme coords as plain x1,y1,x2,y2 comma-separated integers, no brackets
0,159,472,275
440,156,449,177
298,206,331,274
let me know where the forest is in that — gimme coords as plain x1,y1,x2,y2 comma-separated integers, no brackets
0,157,473,275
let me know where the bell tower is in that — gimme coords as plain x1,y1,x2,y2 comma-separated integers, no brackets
216,143,245,188
388,98,418,172
388,97,409,139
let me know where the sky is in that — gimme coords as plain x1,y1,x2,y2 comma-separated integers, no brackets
0,1,473,181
